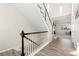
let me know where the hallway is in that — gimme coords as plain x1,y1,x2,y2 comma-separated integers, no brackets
0,3,78,56
35,36,75,56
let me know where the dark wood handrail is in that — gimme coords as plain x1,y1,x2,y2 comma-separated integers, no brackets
23,31,48,35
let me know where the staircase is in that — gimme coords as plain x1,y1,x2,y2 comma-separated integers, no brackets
0,3,53,56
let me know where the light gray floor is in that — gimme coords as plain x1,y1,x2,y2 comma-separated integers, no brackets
35,35,75,56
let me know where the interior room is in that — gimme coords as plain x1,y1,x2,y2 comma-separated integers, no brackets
0,3,78,56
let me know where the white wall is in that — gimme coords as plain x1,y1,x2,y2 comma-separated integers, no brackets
72,4,79,47
0,4,35,51
14,3,48,31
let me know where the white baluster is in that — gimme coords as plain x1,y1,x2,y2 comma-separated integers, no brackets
27,35,28,56
28,35,30,55
30,35,32,54
29,35,31,56
31,36,34,53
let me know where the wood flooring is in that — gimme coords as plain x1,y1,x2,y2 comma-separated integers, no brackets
35,37,75,56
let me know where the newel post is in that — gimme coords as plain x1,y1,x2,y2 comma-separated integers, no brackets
21,30,25,56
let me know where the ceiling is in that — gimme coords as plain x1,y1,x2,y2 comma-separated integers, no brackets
49,3,72,18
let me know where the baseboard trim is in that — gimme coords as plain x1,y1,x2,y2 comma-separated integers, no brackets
0,48,13,53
